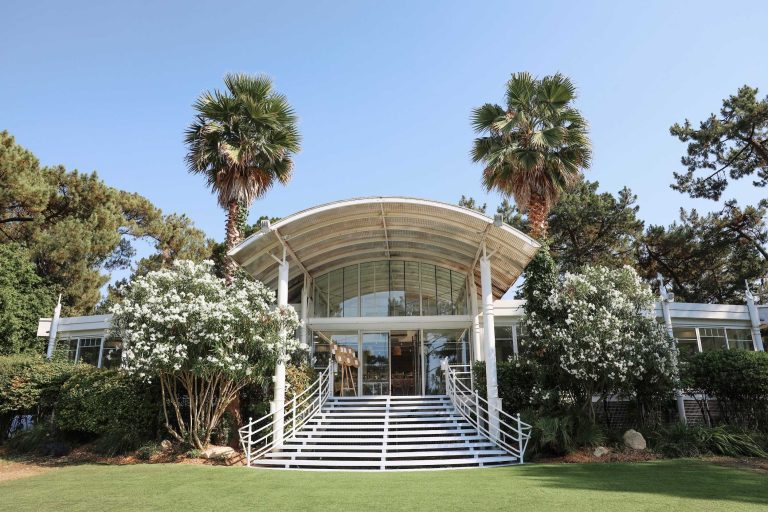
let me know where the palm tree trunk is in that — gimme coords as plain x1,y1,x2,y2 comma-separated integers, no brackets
224,200,241,284
527,193,549,240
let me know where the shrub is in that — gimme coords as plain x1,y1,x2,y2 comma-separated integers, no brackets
0,354,75,440
135,442,161,461
681,350,768,430
473,359,545,414
649,424,768,458
91,429,146,457
55,366,159,439
5,424,72,457
186,448,203,459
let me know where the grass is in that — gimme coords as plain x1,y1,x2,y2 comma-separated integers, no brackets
1,459,767,511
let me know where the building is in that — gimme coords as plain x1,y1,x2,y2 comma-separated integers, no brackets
37,197,767,469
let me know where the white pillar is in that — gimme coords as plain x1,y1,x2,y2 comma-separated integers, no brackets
480,247,501,439
45,294,62,360
658,274,687,424
745,283,765,351
468,274,483,362
272,255,289,446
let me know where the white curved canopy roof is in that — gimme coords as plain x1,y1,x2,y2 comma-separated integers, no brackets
229,197,541,299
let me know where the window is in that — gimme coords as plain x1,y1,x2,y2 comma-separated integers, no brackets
699,328,727,352
77,337,101,366
726,329,754,351
672,327,699,355
495,325,516,361
313,261,468,318
101,340,123,369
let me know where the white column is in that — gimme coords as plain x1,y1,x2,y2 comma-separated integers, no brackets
480,247,501,439
45,294,62,360
300,274,309,353
272,255,289,447
658,274,687,424
468,274,483,362
745,283,765,351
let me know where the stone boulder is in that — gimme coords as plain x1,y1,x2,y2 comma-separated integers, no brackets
622,429,647,450
593,446,610,458
202,445,236,460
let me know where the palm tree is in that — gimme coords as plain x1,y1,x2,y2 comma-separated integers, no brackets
471,72,591,239
185,73,301,281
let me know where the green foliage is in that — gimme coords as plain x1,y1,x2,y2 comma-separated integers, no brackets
186,448,204,459
671,85,768,201
637,203,768,304
136,442,161,461
55,366,159,438
527,413,605,457
650,424,768,458
548,181,644,271
681,350,768,430
0,131,210,316
6,424,73,456
0,354,75,437
91,428,147,457
0,243,54,354
471,72,591,238
474,360,545,414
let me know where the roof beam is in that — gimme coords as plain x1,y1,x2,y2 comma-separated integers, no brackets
274,228,311,278
380,202,391,258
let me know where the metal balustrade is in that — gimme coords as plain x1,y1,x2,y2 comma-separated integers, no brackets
239,360,333,466
443,362,532,463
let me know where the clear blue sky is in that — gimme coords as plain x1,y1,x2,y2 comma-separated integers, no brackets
2,0,767,246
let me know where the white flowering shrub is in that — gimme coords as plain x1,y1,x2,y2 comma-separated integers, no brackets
523,260,678,420
110,260,304,448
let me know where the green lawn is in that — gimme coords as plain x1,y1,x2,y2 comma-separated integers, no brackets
1,459,766,511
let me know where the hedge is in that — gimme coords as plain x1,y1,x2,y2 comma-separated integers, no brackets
681,350,768,430
55,365,160,438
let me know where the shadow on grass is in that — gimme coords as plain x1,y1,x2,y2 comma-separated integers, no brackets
512,460,768,506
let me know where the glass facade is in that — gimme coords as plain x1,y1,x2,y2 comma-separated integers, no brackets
312,261,468,318
672,326,756,353
311,328,471,396
62,337,123,368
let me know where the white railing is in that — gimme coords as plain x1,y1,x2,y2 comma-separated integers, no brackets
239,361,333,466
443,361,532,463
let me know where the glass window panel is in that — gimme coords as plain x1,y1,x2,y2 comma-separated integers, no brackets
727,328,753,351
420,263,437,316
423,329,470,394
101,340,122,369
66,339,78,361
362,332,389,395
313,274,328,318
389,261,405,317
435,266,452,315
328,268,344,318
672,326,699,353
404,262,420,316
332,332,360,396
78,338,101,366
495,326,515,362
342,265,359,317
361,262,389,317
699,327,727,352
451,271,468,315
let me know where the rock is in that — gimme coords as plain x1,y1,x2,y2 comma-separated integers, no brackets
160,440,172,451
202,445,236,460
623,429,647,450
593,446,610,458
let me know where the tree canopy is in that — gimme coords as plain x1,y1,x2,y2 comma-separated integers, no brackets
471,72,591,239
0,131,210,316
671,85,768,201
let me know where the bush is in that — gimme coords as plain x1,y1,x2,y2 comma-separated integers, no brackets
5,424,72,457
135,442,161,461
681,350,768,430
55,366,159,439
474,359,544,414
649,424,768,458
0,354,75,440
91,429,146,457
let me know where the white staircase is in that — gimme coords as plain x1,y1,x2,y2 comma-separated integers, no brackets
250,395,520,470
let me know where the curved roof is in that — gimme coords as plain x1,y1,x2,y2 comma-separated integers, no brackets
229,197,540,299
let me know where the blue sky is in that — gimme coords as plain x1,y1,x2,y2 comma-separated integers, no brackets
2,0,767,250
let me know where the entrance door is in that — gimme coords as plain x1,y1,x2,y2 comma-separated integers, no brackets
361,332,389,395
390,330,419,395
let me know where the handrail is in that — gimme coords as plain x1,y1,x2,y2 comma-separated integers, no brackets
239,360,333,466
443,361,532,463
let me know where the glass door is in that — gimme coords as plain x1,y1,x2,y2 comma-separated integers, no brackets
362,332,389,395
390,330,419,395
422,329,470,394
